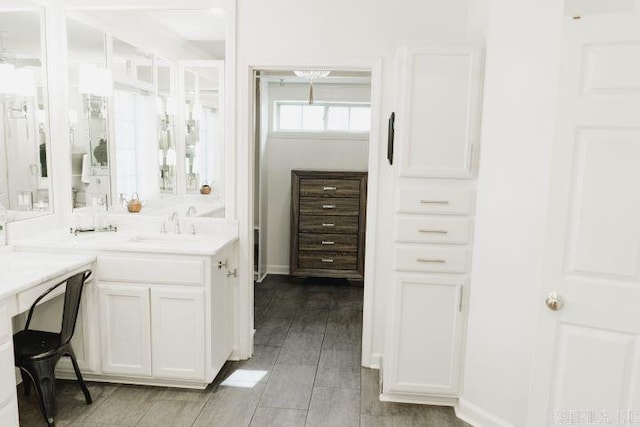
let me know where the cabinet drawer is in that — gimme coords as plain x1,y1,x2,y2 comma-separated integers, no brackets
0,341,15,405
396,217,472,245
99,256,204,286
394,246,470,273
299,179,360,198
298,252,357,270
299,233,358,252
300,197,360,216
397,189,474,215
0,300,12,344
299,215,359,234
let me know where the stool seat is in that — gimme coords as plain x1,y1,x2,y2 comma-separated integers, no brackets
14,330,61,360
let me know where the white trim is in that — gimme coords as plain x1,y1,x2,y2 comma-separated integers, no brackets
379,392,458,407
238,56,383,364
366,352,383,370
266,265,290,275
455,399,515,427
268,131,370,141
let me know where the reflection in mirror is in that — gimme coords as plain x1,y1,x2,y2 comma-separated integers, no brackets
112,37,153,88
183,62,223,201
156,59,176,195
67,17,110,209
0,10,52,219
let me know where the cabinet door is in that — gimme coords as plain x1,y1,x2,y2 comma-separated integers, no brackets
151,288,205,380
384,274,465,395
98,284,151,376
396,43,483,178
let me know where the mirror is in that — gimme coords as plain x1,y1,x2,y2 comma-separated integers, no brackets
67,16,110,209
157,59,177,195
183,62,224,202
67,9,227,218
0,10,53,220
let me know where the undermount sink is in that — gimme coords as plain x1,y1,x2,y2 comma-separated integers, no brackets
128,233,204,243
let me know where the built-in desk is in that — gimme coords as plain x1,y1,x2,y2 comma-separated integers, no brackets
0,250,96,427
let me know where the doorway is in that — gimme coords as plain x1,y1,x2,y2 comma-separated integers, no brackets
240,59,383,367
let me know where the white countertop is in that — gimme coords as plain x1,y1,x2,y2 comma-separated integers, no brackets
0,251,96,301
11,228,238,257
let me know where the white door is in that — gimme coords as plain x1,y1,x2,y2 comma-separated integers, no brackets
529,12,640,426
151,287,205,380
384,273,465,395
98,284,151,376
396,43,483,179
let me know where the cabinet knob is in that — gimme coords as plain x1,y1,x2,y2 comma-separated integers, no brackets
545,292,564,311
321,241,335,245
322,204,336,209
217,260,228,269
323,186,337,191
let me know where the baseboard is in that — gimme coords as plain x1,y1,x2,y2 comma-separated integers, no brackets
455,398,515,427
267,265,290,275
255,271,267,282
366,353,382,369
380,391,458,406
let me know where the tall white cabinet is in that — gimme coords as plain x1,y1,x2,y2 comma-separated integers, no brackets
383,43,483,404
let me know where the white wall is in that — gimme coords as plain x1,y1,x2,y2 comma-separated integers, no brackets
238,0,472,364
262,82,370,273
458,0,564,426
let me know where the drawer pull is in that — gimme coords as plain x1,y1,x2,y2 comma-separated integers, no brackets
322,223,335,227
420,200,449,205
418,229,448,234
417,258,446,263
321,259,334,263
323,186,337,191
323,204,336,209
321,241,335,245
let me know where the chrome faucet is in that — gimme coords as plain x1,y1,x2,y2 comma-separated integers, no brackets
186,206,197,217
168,212,180,234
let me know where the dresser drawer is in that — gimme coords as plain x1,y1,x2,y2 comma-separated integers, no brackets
299,233,358,252
300,197,360,216
299,215,359,234
396,217,472,245
394,246,470,273
397,189,474,215
299,179,360,198
298,251,357,270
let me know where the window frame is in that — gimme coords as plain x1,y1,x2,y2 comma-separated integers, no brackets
272,100,371,138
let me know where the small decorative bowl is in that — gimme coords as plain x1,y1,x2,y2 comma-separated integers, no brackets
200,185,211,195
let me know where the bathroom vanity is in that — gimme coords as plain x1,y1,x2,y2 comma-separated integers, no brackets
11,225,239,390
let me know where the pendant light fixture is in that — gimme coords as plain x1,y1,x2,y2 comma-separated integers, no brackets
293,70,331,104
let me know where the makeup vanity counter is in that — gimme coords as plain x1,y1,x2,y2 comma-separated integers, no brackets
0,249,96,427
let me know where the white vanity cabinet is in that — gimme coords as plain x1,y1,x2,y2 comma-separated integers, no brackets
94,242,237,387
383,42,483,404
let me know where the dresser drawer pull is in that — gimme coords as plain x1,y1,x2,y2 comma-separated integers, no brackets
321,259,334,263
420,200,449,205
417,258,446,263
323,204,336,209
323,186,337,191
321,241,335,245
418,229,448,234
322,223,335,227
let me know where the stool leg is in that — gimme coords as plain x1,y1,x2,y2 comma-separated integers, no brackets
19,369,31,396
68,351,92,404
27,358,57,426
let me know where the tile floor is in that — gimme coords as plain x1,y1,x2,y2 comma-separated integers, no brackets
17,275,470,426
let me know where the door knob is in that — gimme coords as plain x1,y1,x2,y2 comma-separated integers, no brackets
545,292,564,311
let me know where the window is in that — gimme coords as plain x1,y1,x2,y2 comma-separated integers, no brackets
275,102,371,133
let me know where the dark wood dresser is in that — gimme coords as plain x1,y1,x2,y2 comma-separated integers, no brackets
290,170,367,280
